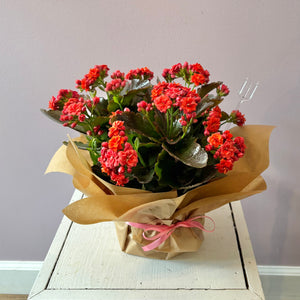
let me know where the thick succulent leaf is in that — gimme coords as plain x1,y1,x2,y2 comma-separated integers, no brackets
94,97,108,116
93,116,109,127
221,111,230,121
138,142,161,167
154,150,178,187
163,137,208,168
40,109,86,133
154,110,182,143
107,99,120,112
63,141,100,151
154,150,200,188
120,79,152,96
197,81,222,98
196,94,223,116
115,112,161,141
177,165,219,191
131,165,155,184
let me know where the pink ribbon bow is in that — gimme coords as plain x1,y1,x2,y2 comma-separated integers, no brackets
127,215,215,252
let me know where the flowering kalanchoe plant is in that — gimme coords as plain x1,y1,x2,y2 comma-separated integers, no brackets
42,63,246,193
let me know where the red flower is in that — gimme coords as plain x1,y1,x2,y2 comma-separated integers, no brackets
191,73,206,86
76,65,109,91
203,106,222,136
154,95,172,113
108,121,125,138
99,132,138,186
105,78,127,92
231,110,246,126
125,67,154,80
179,97,198,114
87,67,100,81
62,98,85,117
118,149,138,167
190,63,205,74
216,159,233,174
218,84,230,96
170,63,182,76
111,70,125,80
48,96,59,110
151,82,201,121
207,132,223,149
108,135,125,152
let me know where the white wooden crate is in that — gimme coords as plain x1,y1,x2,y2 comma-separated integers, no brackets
28,189,265,300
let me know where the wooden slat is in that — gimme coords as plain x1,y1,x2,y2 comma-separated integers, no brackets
27,288,261,300
28,190,265,299
28,190,83,299
231,201,265,300
48,204,245,290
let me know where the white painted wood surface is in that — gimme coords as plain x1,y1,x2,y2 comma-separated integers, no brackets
28,191,265,300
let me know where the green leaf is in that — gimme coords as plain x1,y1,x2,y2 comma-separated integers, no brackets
162,137,208,168
154,150,200,188
138,142,161,167
197,81,222,98
94,98,108,116
177,165,222,192
196,94,223,116
63,141,100,151
134,137,140,150
93,116,109,127
221,111,230,121
107,100,120,112
40,109,86,134
154,150,176,187
153,110,182,144
131,165,155,184
120,79,152,96
115,112,161,142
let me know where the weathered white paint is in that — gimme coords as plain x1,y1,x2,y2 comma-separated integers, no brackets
1,260,298,296
28,191,265,299
29,190,83,299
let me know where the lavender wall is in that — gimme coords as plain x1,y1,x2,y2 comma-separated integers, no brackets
0,0,299,265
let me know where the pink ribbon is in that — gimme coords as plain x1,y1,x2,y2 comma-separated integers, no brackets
127,216,215,252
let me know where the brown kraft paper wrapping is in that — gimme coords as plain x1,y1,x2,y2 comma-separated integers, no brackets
46,125,274,259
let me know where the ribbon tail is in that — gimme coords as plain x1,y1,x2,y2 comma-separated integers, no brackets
142,233,171,252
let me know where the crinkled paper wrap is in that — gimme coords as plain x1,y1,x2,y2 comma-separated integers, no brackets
46,125,274,259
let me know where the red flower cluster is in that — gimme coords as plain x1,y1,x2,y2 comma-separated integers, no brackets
125,67,154,81
137,100,153,112
217,84,230,96
162,62,187,80
111,70,125,80
60,97,87,128
190,63,210,86
230,110,246,126
205,130,246,174
150,82,201,125
98,121,138,186
105,78,127,92
203,106,222,136
162,62,209,86
48,89,79,111
76,65,109,91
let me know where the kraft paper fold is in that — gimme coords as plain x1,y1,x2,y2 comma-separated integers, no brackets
46,125,274,259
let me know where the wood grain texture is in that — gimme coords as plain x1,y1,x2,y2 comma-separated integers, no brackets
29,190,265,299
48,204,245,290
231,201,265,300
28,190,83,299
